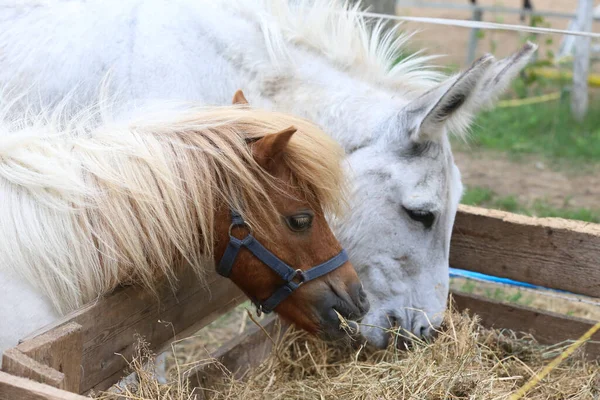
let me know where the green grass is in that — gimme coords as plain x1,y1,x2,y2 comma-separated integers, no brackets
460,187,494,205
492,195,520,213
461,186,600,223
464,93,600,162
451,277,534,307
529,200,600,222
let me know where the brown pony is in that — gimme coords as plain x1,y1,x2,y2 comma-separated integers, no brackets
212,91,369,336
0,90,369,353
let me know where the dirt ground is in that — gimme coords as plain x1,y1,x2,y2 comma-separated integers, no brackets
454,149,600,209
395,0,600,68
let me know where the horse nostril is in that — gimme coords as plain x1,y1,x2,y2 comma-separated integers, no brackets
388,313,399,328
358,286,367,302
352,284,370,315
420,325,438,341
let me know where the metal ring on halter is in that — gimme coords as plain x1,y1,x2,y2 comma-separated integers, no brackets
228,221,253,237
291,268,306,286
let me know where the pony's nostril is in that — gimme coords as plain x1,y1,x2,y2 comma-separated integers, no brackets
358,286,367,301
358,295,370,315
351,284,370,316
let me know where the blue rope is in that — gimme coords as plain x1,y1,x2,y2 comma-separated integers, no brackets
449,267,574,295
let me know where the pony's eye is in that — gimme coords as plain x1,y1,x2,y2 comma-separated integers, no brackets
403,207,435,229
286,214,313,232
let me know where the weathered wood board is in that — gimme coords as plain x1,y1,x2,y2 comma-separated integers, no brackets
452,291,600,359
3,267,245,394
451,205,600,298
1,349,65,390
0,371,88,400
14,323,83,393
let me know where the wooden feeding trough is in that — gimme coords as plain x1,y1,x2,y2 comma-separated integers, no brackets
2,205,600,399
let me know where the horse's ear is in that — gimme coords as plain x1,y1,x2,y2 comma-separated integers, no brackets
402,54,494,143
401,42,536,143
252,126,297,171
232,89,249,106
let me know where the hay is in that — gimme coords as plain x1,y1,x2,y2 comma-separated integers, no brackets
94,336,205,400
97,310,600,400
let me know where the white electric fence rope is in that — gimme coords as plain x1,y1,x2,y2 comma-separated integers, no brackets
352,12,600,39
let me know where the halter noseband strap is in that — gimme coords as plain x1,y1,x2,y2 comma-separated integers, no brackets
217,210,348,315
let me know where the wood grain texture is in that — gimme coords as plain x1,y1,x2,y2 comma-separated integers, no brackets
452,291,600,359
16,323,83,393
450,205,600,298
0,371,89,400
18,267,245,394
1,349,64,389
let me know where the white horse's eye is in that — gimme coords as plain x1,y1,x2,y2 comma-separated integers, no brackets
285,214,313,232
403,207,435,229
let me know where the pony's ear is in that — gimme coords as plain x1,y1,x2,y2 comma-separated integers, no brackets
252,126,297,171
232,89,249,106
401,42,537,143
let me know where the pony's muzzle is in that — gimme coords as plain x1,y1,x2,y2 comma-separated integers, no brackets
317,282,370,339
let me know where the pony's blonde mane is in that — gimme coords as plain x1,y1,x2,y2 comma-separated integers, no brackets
235,0,444,92
0,101,347,315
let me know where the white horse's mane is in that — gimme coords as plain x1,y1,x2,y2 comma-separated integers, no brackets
0,98,347,314
231,0,528,139
0,0,442,93
234,0,444,91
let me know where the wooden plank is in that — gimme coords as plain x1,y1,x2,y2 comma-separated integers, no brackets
16,323,83,393
1,349,64,389
0,371,88,400
86,292,245,394
450,205,600,298
17,267,245,394
466,6,483,64
452,291,600,359
572,0,594,121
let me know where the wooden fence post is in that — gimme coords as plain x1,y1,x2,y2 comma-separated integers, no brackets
349,0,395,15
348,0,397,35
572,0,594,121
466,5,483,65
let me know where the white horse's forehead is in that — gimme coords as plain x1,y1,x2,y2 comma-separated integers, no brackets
383,141,451,206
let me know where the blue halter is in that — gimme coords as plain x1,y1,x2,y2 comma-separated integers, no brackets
217,209,349,315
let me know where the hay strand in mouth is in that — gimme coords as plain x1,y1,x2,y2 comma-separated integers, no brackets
333,309,360,337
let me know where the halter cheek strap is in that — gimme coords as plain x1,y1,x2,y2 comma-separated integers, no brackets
217,210,348,315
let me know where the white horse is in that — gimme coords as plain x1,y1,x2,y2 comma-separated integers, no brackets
0,0,536,347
